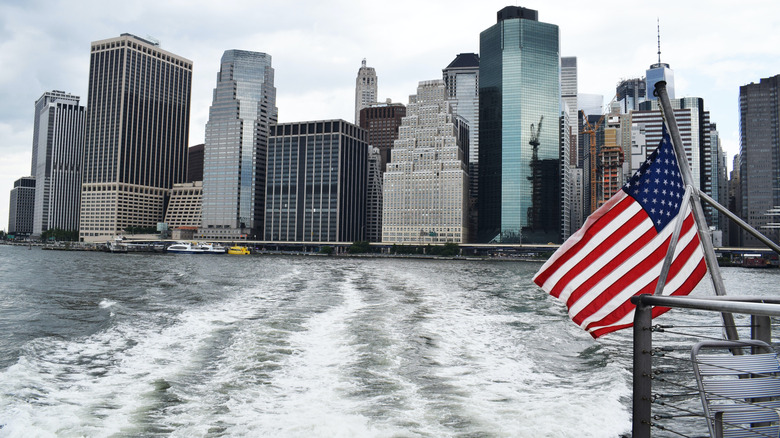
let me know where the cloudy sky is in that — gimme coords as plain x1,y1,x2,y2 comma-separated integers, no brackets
2,0,779,231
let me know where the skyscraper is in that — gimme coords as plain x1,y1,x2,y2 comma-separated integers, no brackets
443,53,480,242
79,34,192,241
739,75,780,246
478,6,561,244
366,146,382,242
561,56,578,166
645,22,675,101
382,80,469,244
264,120,367,243
354,59,377,125
31,91,85,236
200,50,277,240
359,101,406,172
616,78,646,113
8,177,35,238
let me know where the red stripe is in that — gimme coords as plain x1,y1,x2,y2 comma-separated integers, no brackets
582,224,705,335
563,221,655,306
549,209,649,299
588,259,706,339
533,194,634,287
571,214,696,326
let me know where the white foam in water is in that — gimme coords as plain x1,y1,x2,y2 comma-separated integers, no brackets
0,258,632,437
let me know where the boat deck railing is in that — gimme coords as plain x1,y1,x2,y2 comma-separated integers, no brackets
630,294,780,437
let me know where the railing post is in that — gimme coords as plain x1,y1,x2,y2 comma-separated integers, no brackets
633,301,653,438
752,314,772,350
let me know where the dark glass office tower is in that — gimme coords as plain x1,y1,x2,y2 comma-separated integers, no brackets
264,120,367,243
478,6,561,244
739,75,780,246
79,34,192,241
200,50,277,240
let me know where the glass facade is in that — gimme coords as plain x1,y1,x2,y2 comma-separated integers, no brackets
478,8,561,244
264,120,367,243
200,50,277,240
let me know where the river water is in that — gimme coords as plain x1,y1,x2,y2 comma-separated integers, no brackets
0,245,777,437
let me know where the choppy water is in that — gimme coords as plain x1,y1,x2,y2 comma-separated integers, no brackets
5,245,772,437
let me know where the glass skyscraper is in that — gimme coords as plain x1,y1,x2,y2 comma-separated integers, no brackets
200,50,277,240
478,6,561,244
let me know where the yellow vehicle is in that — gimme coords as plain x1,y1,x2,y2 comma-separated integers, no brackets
227,246,250,255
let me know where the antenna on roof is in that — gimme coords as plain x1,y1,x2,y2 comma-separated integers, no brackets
656,18,661,64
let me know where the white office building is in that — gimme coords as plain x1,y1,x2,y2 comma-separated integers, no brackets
382,80,469,244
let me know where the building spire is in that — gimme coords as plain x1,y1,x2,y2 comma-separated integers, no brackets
657,18,661,64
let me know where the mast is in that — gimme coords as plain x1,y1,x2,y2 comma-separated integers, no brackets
654,81,739,343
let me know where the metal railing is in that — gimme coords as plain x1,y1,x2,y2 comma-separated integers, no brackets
630,294,780,437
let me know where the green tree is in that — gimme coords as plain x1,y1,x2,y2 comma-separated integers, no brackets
319,245,334,255
348,240,371,254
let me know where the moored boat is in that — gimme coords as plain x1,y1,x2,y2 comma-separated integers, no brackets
227,246,250,255
200,242,227,254
166,242,205,254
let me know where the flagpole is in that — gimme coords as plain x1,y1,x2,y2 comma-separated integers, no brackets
654,186,692,295
654,81,739,342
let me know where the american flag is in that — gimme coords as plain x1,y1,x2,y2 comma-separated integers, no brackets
533,126,706,338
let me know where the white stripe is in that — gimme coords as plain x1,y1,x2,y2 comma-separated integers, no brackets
580,212,704,332
557,213,652,304
576,217,698,328
565,215,674,318
540,198,643,294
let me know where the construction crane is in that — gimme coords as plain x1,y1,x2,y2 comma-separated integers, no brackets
579,110,606,214
527,115,543,231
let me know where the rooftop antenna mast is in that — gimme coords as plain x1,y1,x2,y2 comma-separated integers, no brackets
656,18,661,64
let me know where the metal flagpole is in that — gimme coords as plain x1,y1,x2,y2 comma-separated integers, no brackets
654,81,739,342
654,186,692,295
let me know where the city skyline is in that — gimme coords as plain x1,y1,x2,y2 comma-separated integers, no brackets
2,0,780,230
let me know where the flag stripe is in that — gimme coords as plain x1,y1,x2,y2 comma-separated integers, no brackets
581,222,701,331
533,192,635,288
587,258,706,338
570,211,696,324
550,208,651,300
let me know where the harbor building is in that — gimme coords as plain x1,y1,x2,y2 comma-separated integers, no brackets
264,120,367,243
8,177,36,238
443,53,480,242
382,80,469,244
79,34,192,242
354,59,377,125
31,91,85,237
478,6,562,244
739,75,780,246
199,50,277,240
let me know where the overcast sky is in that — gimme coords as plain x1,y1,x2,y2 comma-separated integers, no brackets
2,0,779,232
